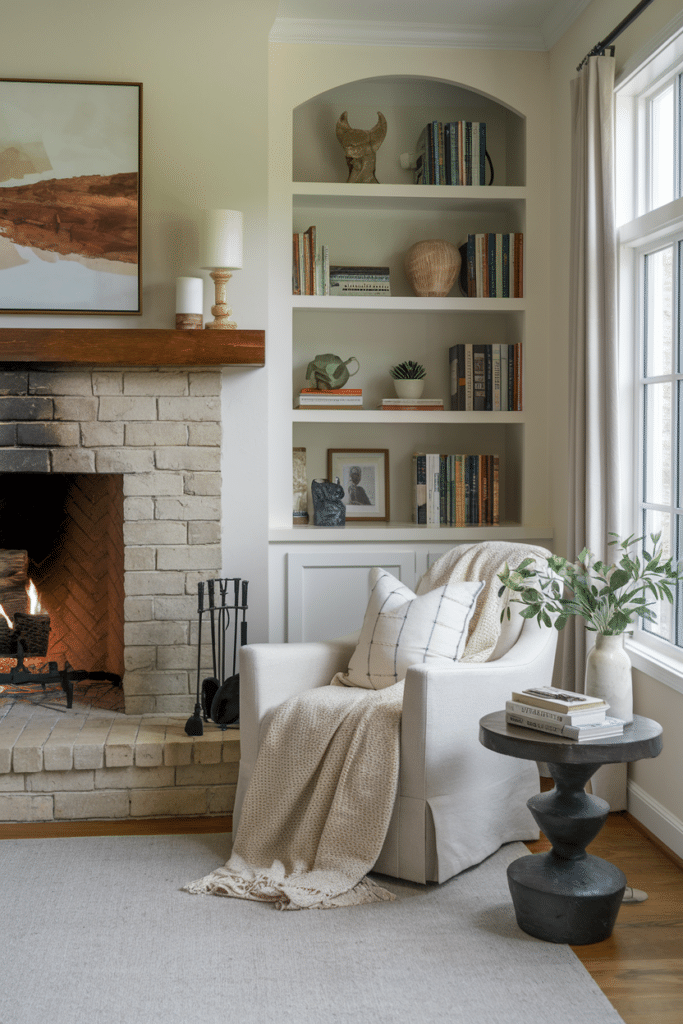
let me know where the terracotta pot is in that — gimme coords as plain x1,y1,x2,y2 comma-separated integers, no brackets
404,239,462,297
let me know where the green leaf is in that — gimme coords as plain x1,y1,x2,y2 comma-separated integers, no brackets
609,569,631,591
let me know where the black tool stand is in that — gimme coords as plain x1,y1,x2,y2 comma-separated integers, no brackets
479,711,662,944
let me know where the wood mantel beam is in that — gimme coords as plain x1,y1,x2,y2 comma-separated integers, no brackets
0,329,265,367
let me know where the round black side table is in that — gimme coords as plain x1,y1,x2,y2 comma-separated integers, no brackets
479,711,663,945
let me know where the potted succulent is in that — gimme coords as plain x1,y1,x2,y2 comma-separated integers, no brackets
497,533,683,722
390,360,426,399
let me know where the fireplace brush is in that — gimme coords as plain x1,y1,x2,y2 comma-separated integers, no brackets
185,577,248,736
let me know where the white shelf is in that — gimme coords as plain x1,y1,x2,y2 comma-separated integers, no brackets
270,523,553,543
293,182,527,212
292,295,524,312
292,409,525,424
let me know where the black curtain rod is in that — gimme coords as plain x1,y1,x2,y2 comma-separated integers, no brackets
577,0,657,70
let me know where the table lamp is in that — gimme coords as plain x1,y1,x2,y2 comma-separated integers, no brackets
200,209,243,329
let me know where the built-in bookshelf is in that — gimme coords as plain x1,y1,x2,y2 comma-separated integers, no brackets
268,73,552,545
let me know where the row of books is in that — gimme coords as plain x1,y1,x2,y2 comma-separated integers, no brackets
297,387,362,409
505,686,624,741
413,452,499,526
414,121,487,186
292,228,393,297
459,233,524,298
293,226,329,296
449,343,523,411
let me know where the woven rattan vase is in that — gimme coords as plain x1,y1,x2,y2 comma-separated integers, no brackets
404,239,461,297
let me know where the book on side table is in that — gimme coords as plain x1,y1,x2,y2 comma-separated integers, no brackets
505,686,624,741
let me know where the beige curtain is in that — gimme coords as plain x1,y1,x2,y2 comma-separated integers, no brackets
565,55,626,808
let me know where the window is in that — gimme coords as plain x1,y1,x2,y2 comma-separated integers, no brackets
617,30,683,685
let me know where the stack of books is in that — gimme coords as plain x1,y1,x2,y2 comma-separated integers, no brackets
329,266,391,296
458,233,524,297
414,121,487,185
293,226,330,295
449,343,522,411
413,452,499,526
379,397,444,411
297,388,363,409
505,686,624,741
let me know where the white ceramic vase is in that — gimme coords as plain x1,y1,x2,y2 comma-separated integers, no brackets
393,378,425,399
584,633,633,723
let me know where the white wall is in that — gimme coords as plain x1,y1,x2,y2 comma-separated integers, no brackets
548,0,683,846
0,0,278,643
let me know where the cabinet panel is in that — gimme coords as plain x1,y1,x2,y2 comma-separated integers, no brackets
286,549,416,641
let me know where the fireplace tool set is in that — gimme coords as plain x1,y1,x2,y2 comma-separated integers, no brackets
185,577,248,736
0,612,121,709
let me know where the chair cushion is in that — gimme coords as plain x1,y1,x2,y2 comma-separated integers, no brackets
332,568,483,690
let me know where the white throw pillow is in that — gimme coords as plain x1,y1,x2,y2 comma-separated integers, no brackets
333,568,484,690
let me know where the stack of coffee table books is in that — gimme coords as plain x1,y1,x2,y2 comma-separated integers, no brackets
505,686,624,741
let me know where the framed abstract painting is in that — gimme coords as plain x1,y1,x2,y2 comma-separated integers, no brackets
0,78,142,314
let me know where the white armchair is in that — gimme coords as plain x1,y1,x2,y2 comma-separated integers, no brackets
233,601,558,887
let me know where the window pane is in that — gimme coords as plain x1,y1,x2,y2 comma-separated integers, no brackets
651,83,674,209
643,383,672,503
644,246,673,377
642,510,674,641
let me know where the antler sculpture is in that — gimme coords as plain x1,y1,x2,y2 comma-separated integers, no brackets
335,111,387,184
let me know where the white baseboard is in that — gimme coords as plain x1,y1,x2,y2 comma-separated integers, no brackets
627,781,683,861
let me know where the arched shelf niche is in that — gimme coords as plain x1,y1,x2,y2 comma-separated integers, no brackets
292,75,526,187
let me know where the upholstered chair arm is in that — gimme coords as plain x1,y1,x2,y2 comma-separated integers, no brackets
394,621,557,881
233,637,356,836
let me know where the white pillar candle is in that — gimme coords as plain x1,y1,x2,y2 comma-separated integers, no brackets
176,276,204,314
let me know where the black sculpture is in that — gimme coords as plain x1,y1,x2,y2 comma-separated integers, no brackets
312,478,346,527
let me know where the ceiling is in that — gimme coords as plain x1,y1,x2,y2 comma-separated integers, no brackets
271,0,596,50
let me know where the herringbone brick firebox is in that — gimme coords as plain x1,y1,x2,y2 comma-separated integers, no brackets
1,366,222,715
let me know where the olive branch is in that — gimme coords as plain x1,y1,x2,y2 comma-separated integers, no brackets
497,533,682,635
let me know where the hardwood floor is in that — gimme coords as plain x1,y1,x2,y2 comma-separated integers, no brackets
525,812,683,1024
1,810,681,1024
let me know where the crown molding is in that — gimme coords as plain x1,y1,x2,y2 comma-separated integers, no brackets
541,0,593,51
269,17,545,51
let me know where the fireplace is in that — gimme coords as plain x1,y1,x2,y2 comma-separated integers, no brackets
0,359,225,713
0,473,125,705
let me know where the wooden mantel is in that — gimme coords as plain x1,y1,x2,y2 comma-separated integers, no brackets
0,328,265,367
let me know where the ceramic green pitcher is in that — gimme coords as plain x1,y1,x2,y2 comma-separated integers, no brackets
305,353,359,390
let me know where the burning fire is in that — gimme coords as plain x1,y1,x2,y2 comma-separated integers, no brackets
0,580,44,628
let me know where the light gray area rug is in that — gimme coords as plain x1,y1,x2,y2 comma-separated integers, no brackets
0,834,625,1024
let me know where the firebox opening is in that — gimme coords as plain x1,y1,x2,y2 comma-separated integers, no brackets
0,474,125,692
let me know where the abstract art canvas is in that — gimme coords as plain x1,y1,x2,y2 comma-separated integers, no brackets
0,78,142,314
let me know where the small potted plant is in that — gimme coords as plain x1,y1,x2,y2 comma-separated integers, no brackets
497,533,683,722
390,360,426,399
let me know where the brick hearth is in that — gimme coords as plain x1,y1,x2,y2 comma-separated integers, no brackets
0,700,238,822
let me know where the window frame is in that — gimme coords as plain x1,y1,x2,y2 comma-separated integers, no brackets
616,25,683,695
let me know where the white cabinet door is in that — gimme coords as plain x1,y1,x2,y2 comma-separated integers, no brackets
286,549,417,642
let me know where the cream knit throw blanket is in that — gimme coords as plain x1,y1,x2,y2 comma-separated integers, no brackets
184,542,550,910
416,541,551,662
184,682,403,910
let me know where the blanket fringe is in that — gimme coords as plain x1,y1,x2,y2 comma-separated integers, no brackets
182,868,395,911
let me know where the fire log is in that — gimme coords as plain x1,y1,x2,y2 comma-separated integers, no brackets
0,550,29,619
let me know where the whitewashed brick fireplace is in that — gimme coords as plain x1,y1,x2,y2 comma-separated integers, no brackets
0,328,265,716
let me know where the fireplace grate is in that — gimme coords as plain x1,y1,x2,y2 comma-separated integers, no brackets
0,639,122,709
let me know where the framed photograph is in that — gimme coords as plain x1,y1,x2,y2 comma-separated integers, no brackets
327,449,390,521
0,78,142,314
